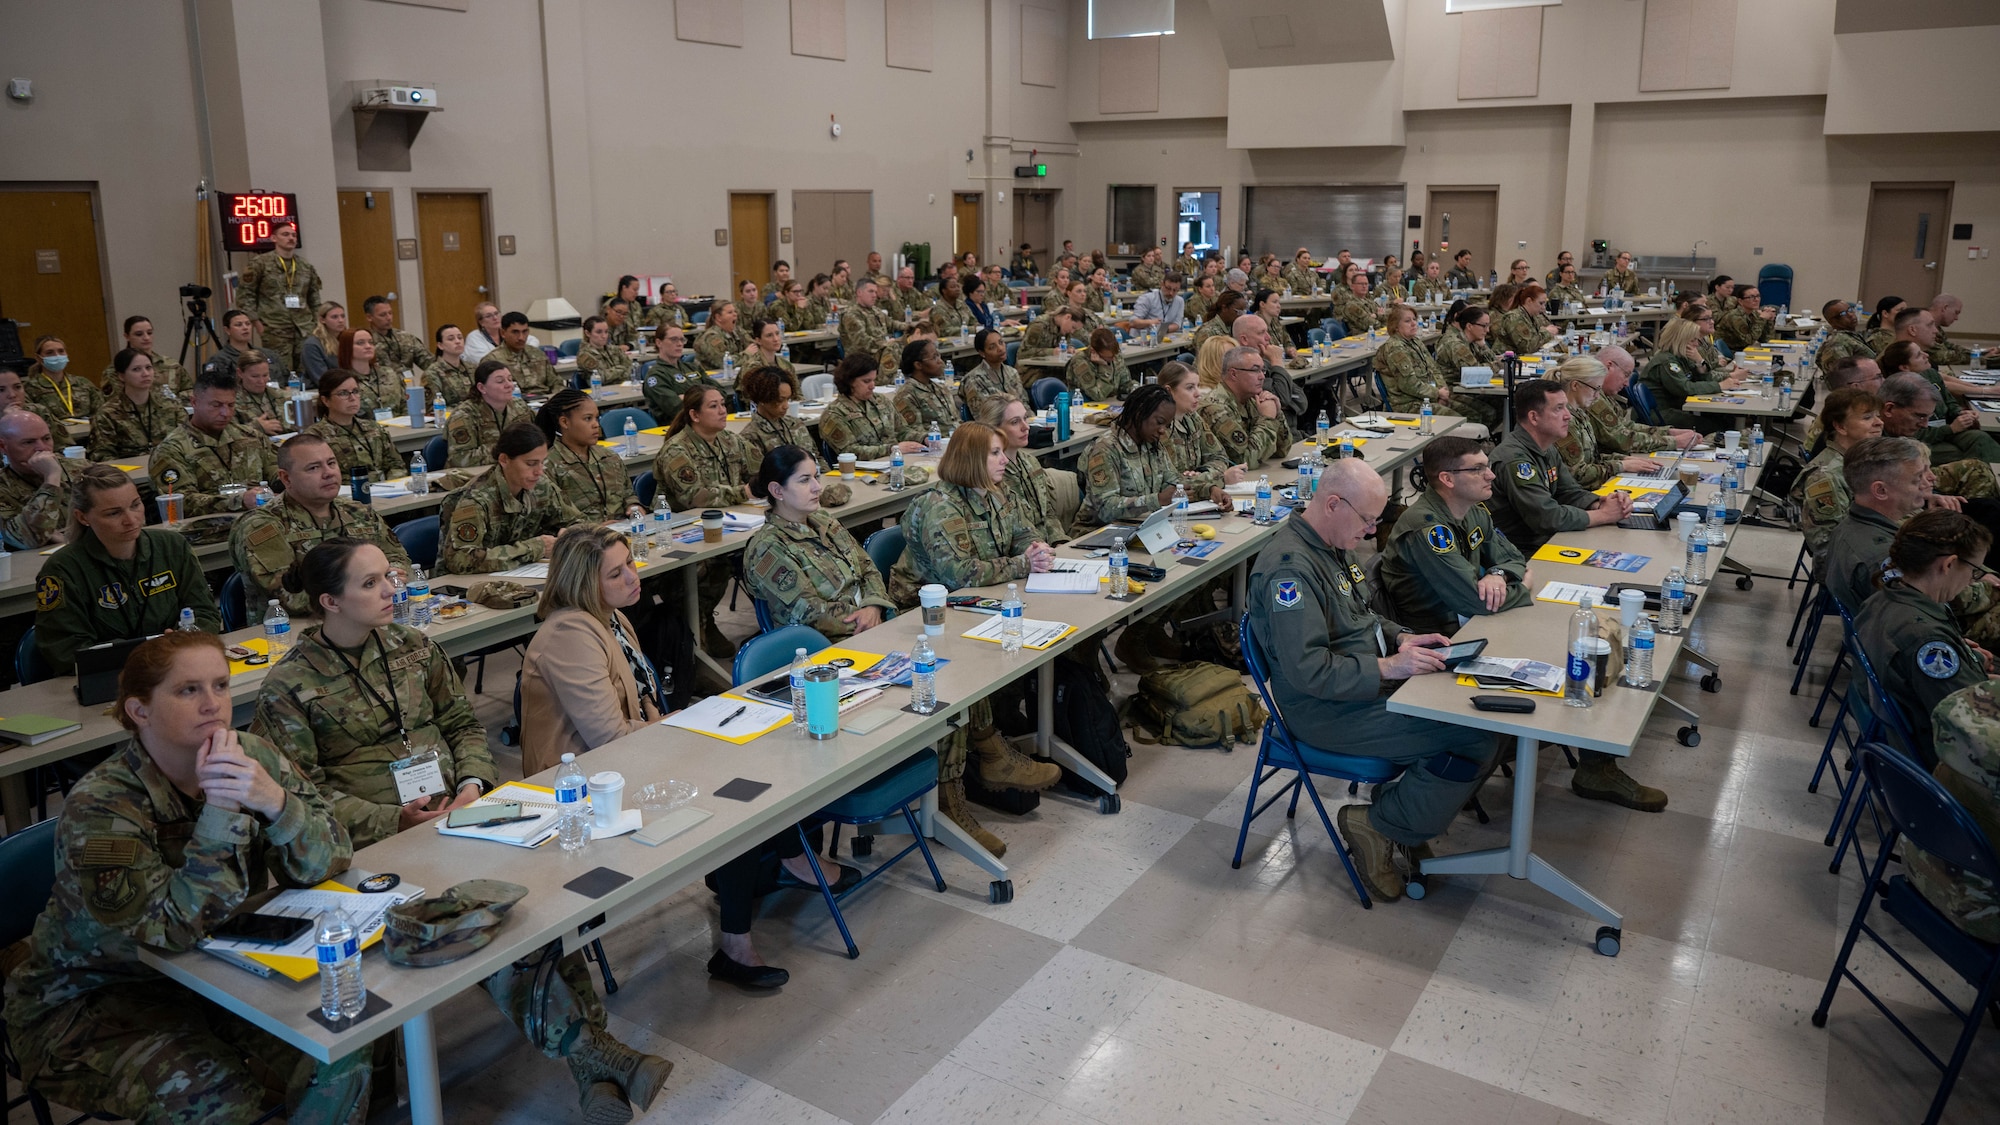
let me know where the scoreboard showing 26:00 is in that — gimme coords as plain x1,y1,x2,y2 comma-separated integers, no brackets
218,191,299,252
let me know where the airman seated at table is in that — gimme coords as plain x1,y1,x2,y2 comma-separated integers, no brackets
651,387,755,658
977,394,1073,545
960,328,1024,417
1184,274,1219,324
445,358,536,469
1158,361,1238,497
1073,384,1215,537
424,323,475,406
103,316,191,400
1446,249,1479,290
23,333,100,425
0,406,81,549
885,423,1062,857
488,311,561,398
894,338,965,443
1551,355,1671,491
1246,458,1501,904
735,367,850,507
640,324,717,423
1601,251,1637,295
1197,345,1290,471
307,369,404,484
1190,290,1245,352
439,422,585,575
1381,436,1533,636
330,327,403,417
743,444,896,649
1591,345,1700,454
231,433,411,623
1926,293,1980,369
1906,680,2000,943
1805,355,1886,454
1328,267,1380,336
149,363,279,516
1716,285,1777,352
87,348,183,463
1876,374,2000,522
1375,304,1496,427
360,295,427,375
575,315,633,388
1797,388,1885,560
1636,318,1747,433
838,279,899,370
253,540,672,1121
219,349,285,436
819,354,925,462
538,389,645,524
1486,379,1634,553
35,464,222,674
1065,327,1134,403
1229,314,1307,433
1853,512,1997,767
1880,332,2000,465
1,632,372,1125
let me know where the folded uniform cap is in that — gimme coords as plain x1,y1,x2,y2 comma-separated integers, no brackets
383,879,528,967
466,580,537,609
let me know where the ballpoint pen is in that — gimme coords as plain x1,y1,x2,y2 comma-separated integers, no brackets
716,704,748,727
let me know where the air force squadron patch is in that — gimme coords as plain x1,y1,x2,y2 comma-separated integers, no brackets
1273,580,1301,610
1917,641,1960,680
1515,461,1536,481
1426,524,1456,553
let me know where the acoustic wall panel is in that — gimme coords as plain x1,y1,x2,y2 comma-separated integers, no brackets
675,0,743,47
791,0,848,61
1456,8,1542,100
885,0,934,71
1640,0,1736,92
1098,34,1162,114
1020,4,1064,87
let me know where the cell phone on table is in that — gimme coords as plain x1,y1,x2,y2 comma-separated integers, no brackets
212,912,314,946
1424,638,1488,668
445,801,526,829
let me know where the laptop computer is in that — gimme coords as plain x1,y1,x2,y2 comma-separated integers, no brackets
1616,447,1688,530
1074,505,1184,555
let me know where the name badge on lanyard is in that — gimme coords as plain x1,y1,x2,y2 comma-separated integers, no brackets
284,294,304,309
391,748,446,804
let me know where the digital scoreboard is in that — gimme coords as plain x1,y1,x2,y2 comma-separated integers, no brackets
217,192,299,252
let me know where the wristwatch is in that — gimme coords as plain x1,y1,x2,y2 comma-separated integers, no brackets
1486,567,1509,578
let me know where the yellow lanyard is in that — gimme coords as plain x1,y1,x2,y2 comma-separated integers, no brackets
41,374,75,416
279,255,299,291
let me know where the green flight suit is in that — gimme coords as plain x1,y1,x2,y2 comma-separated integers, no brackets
1854,582,1988,766
1381,492,1531,636
640,353,716,423
1486,426,1599,552
34,528,222,673
1636,351,1726,432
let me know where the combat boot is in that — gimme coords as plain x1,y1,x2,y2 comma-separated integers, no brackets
1336,804,1404,903
567,1027,673,1121
700,618,738,661
971,726,1061,791
1571,750,1668,812
940,775,1007,857
1114,619,1180,674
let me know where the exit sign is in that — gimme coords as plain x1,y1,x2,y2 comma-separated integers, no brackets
1013,164,1048,178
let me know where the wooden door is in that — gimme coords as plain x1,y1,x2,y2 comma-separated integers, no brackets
414,192,490,339
1013,190,1055,265
1424,188,1498,279
0,190,112,381
728,193,773,292
337,190,401,326
1859,183,1952,309
952,193,982,261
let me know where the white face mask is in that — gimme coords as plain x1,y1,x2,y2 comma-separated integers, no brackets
41,355,69,374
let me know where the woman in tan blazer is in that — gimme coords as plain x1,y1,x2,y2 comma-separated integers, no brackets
521,526,857,989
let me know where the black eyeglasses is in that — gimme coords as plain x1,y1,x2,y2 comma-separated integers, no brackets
1334,494,1382,529
1436,463,1488,476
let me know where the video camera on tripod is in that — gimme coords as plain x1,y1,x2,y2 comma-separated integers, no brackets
178,283,216,367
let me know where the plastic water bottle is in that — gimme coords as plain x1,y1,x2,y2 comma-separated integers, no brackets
623,414,639,457
1315,408,1330,452
1058,335,1070,358
1624,614,1655,687
1108,536,1128,600
288,370,304,392
589,370,603,398
942,359,956,386
1686,528,1710,585
555,753,590,853
1779,381,1793,413
789,647,811,732
1661,568,1687,633
1565,596,1596,708
1420,399,1434,434
721,353,735,383
433,394,446,427
1749,424,1766,467
629,516,650,561
652,492,671,544
408,567,432,629
1708,489,1728,543
263,601,290,664
1339,436,1356,461
390,570,409,627
1000,583,1024,653
1761,369,1774,395
779,340,792,363
910,636,937,713
893,366,906,388
926,421,943,455
888,446,905,490
408,448,428,495
1722,465,1741,515
1171,483,1191,538
178,608,196,633
316,913,365,1023
1254,474,1273,523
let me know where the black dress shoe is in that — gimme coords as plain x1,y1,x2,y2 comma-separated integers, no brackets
707,949,789,989
775,862,863,895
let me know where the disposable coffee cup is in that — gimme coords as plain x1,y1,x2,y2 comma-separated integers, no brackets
838,453,858,476
62,445,85,459
701,509,724,543
1677,465,1700,492
787,400,803,418
1723,430,1741,452
1587,637,1613,697
1618,589,1646,631
1676,510,1700,542
589,771,625,831
156,492,184,524
919,583,947,635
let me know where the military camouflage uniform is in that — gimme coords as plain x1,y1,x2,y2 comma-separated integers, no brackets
1164,410,1232,495
734,351,800,397
1370,278,1408,304
1816,329,1875,375
732,298,764,329
1490,308,1548,358
1173,254,1201,279
149,421,282,517
893,376,963,444
1064,352,1133,402
1,735,370,1125
641,354,717,423
1082,286,1110,316
820,393,902,459
692,324,749,373
887,482,1037,607
777,300,824,333
743,511,893,638
1328,290,1380,335
1189,317,1235,353
929,299,977,339
640,301,691,332
1636,352,1726,432
1796,446,1849,559
1601,266,1638,294
998,449,1067,545
827,279,857,303
235,383,286,432
1380,491,1532,636
439,470,583,574
1131,262,1166,292
1908,681,2000,941
1183,290,1214,324
444,400,535,468
547,439,641,524
87,391,182,462
1716,306,1774,351
1547,283,1587,308
27,364,104,421
250,625,616,1066
217,341,291,388
238,250,323,369
370,325,430,375
652,427,753,511
1073,430,1176,535
230,494,411,622
576,342,633,386
486,342,561,398
1282,264,1319,295
307,416,403,483
423,355,475,405
606,319,639,350
881,286,932,323
960,360,1025,417
738,414,851,507
1915,370,2000,464
34,528,223,673
1374,336,1454,416
1017,317,1081,362
1412,277,1453,304
1553,402,1630,491
1197,385,1290,470
1040,287,1069,315
1584,394,1674,453
1929,328,1975,369
0,458,77,548
1431,326,1496,378
345,362,407,416
837,305,899,369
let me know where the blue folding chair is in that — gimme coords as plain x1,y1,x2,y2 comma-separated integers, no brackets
733,627,946,958
1005,341,1020,367
1232,614,1410,908
557,338,582,358
598,407,656,437
634,470,656,508
395,515,441,571
1028,377,1067,410
1812,741,2000,1125
753,598,775,633
692,310,709,326
218,572,248,632
862,526,904,582
1307,327,1329,346
14,628,50,688
1625,380,1666,427
1808,600,1863,796
422,434,448,472
1826,632,1921,877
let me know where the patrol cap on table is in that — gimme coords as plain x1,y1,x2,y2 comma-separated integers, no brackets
383,879,528,967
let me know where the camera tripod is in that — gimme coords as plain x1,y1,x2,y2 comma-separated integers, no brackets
179,291,218,369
